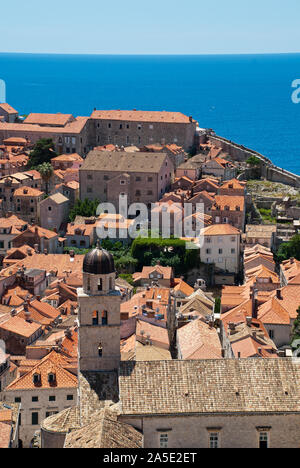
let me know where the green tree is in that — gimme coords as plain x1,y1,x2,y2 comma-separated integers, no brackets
38,162,53,195
28,138,57,168
246,155,261,167
276,234,300,262
69,198,100,222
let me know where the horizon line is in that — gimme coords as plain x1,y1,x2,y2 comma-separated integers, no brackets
1,51,300,57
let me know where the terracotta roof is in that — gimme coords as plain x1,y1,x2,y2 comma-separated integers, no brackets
136,319,169,348
13,187,43,197
0,117,89,135
0,315,41,338
51,153,83,162
6,350,77,390
202,224,241,236
177,318,222,359
258,285,300,324
81,151,170,174
24,113,74,126
173,279,194,297
64,408,142,448
91,109,195,124
220,179,246,190
133,264,173,281
213,195,245,211
66,223,96,237
0,253,84,281
119,358,300,415
0,103,18,114
134,341,171,361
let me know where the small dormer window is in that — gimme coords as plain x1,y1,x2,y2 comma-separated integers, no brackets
48,372,56,384
33,373,40,385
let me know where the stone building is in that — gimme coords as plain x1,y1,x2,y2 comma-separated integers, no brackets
80,150,174,207
3,350,77,447
13,186,44,225
39,193,69,232
40,247,300,449
89,110,197,152
0,171,42,214
211,195,245,231
0,103,18,123
200,224,241,275
0,114,91,156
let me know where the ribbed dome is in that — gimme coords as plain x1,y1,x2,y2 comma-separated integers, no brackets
83,243,115,275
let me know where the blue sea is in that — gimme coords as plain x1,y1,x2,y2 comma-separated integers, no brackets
0,53,300,175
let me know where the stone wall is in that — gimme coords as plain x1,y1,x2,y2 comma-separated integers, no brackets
209,135,300,188
120,412,300,448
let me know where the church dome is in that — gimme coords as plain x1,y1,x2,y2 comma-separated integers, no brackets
83,242,115,275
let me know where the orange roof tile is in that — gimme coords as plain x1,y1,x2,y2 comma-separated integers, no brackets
0,315,41,337
6,350,77,390
91,109,195,124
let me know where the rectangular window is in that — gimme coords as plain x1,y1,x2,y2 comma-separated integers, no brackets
160,433,168,448
259,432,269,448
32,396,38,402
269,330,274,339
49,396,56,402
231,248,236,254
87,187,93,193
67,395,74,401
32,412,39,425
15,397,21,403
209,432,219,448
218,249,223,254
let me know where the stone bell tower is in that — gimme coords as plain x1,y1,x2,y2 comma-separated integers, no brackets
77,242,121,372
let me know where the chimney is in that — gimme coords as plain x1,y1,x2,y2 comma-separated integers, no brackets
246,316,252,327
64,328,72,339
276,289,282,300
189,116,193,122
44,248,48,255
34,243,39,253
290,257,295,264
221,348,225,358
27,248,32,256
36,295,41,302
69,250,75,258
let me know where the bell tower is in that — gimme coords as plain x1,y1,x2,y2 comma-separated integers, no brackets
77,243,121,372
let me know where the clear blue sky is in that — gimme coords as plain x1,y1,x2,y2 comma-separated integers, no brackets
1,0,300,55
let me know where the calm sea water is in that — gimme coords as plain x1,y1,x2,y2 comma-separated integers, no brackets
0,53,300,175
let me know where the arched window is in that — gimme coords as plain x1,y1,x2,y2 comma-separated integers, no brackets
109,277,113,290
92,310,98,325
98,342,103,357
102,310,108,326
87,277,90,291
98,278,102,291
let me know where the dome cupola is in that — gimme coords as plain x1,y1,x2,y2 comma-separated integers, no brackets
83,241,115,275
